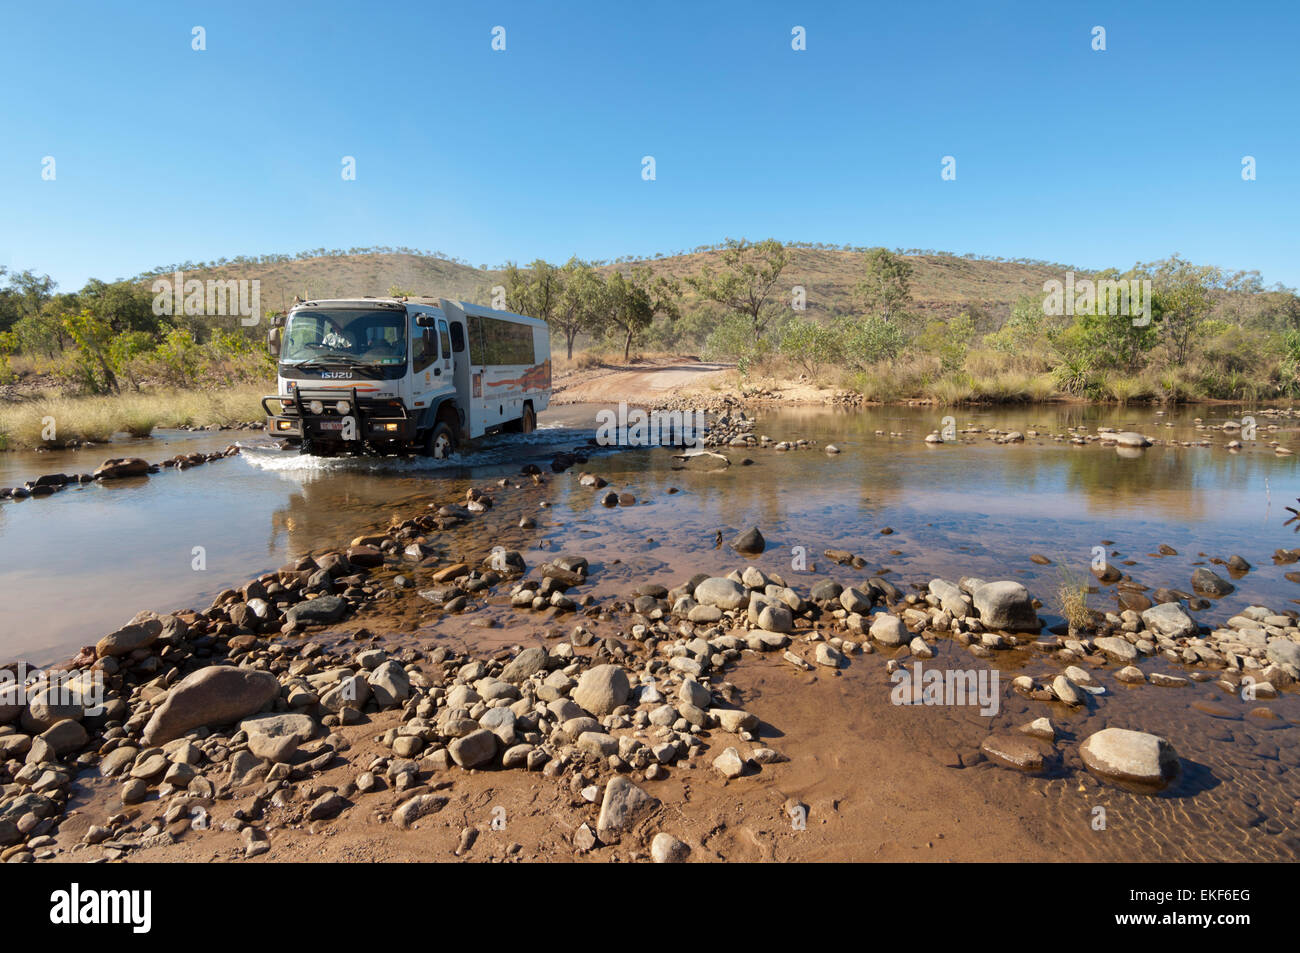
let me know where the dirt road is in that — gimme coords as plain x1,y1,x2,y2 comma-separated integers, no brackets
551,357,733,405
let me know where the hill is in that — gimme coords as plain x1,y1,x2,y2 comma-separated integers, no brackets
132,246,1090,326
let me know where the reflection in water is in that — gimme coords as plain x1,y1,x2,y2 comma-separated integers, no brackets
0,403,1296,666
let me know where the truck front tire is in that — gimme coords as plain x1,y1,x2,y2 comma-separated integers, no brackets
423,421,457,459
521,404,536,434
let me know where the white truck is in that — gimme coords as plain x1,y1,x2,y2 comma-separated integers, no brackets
262,297,550,457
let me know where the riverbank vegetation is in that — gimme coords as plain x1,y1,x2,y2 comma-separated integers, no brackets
4,240,1299,416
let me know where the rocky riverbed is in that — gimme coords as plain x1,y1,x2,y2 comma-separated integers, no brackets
2,451,1299,864
3,402,1300,863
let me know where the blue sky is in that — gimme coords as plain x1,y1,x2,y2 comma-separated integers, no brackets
2,0,1297,290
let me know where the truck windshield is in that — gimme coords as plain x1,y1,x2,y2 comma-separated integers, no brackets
280,309,407,366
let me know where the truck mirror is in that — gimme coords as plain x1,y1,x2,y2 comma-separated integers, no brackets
414,315,437,327
267,326,281,358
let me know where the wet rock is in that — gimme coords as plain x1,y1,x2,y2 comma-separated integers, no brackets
1140,602,1196,639
1191,568,1234,597
693,577,747,611
972,581,1039,631
142,666,280,745
1093,636,1138,663
1079,727,1180,792
980,734,1045,771
93,457,150,480
284,595,349,625
869,613,908,647
731,527,766,555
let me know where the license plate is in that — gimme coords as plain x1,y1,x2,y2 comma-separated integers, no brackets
318,421,343,431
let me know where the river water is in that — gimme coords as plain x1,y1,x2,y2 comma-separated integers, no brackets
2,401,1299,862
2,402,1299,666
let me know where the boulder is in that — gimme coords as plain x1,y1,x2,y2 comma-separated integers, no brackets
572,664,630,716
1140,602,1197,639
142,666,280,745
95,617,164,658
731,527,766,555
596,776,658,838
284,596,349,625
972,581,1039,631
239,712,315,762
93,457,150,480
500,646,548,683
448,729,497,768
1079,727,1180,791
693,577,747,610
869,613,908,646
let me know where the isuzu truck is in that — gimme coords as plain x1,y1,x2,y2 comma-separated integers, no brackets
262,297,550,457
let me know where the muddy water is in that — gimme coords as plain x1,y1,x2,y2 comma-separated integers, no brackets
2,402,1299,861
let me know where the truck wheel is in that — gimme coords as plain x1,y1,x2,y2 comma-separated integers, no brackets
521,404,536,434
423,421,457,459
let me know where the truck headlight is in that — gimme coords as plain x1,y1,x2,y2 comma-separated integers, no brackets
335,400,350,415
308,400,324,415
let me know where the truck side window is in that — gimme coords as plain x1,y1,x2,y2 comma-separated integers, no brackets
438,320,452,358
450,322,465,353
413,328,438,372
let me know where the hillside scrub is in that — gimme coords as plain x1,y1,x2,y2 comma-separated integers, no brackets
4,243,1300,405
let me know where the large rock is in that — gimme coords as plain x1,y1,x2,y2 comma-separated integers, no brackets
1265,639,1300,669
1112,432,1152,448
239,712,315,762
972,581,1039,631
869,613,908,646
142,666,280,745
731,527,766,555
1079,727,1180,791
928,579,968,616
572,664,630,716
93,457,150,480
693,577,747,611
1191,568,1234,597
284,596,349,625
95,617,163,658
596,776,658,838
367,660,410,707
1094,636,1138,663
1140,601,1197,639
500,646,548,683
448,729,497,768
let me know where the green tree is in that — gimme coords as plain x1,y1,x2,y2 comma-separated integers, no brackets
605,266,680,361
551,258,604,359
854,247,913,322
686,238,788,338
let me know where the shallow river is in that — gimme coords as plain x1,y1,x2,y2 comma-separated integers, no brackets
3,401,1299,862
3,402,1298,667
